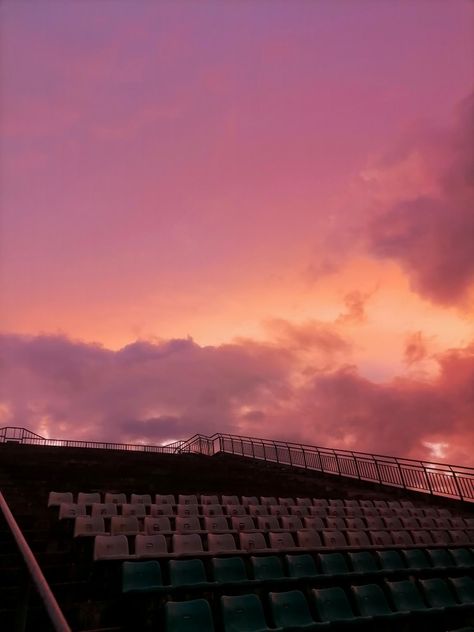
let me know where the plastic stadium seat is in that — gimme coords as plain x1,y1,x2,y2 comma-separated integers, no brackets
122,560,163,593
270,590,323,630
304,517,325,530
329,499,344,507
376,550,405,571
401,548,430,571
417,518,435,529
77,492,101,505
390,530,414,546
176,516,201,532
352,583,404,621
212,556,249,584
313,499,329,508
156,494,176,505
151,504,174,517
297,497,312,507
345,500,360,508
270,505,289,517
289,505,310,517
248,505,269,517
111,516,140,536
373,500,388,509
297,530,322,549
449,548,474,568
322,530,347,548
59,503,87,520
222,495,240,505
207,533,237,553
326,517,345,530
256,516,279,531
172,533,203,555
179,494,198,505
426,548,455,570
242,496,259,506
362,508,377,518
419,578,459,609
286,553,318,578
464,518,474,529
105,492,127,505
377,507,394,518
221,594,279,632
431,530,450,545
309,507,328,518
135,534,168,558
278,497,295,506
448,577,474,604
369,530,393,546
231,516,255,531
239,532,268,552
94,535,129,561
48,491,73,507
144,516,171,535
435,518,452,529
319,552,350,576
91,503,118,518
204,517,231,532
169,559,210,587
346,530,371,548
251,555,286,581
165,599,215,632
386,579,437,613
346,517,365,530
130,493,151,505
387,501,401,510
280,516,303,531
122,504,146,518
383,517,403,530
327,507,345,518
437,508,452,518
202,505,224,516
400,501,414,509
177,504,199,517
261,496,278,506
410,508,425,519
345,507,363,517
359,500,374,509
201,495,220,505
449,530,469,545
226,505,247,517
348,551,380,574
313,586,366,624
74,516,106,538
269,532,297,550
411,530,433,546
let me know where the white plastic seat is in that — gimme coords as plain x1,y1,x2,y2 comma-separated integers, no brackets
411,530,433,545
130,494,152,505
269,531,297,550
256,516,280,531
104,493,127,505
278,497,295,507
150,504,174,517
280,516,303,531
260,496,277,505
345,517,365,530
135,534,167,557
248,505,268,517
296,498,312,507
242,496,259,506
239,532,268,551
369,530,393,546
327,507,346,517
202,504,224,517
176,516,201,532
313,499,329,508
144,516,171,534
222,495,240,505
110,516,139,536
326,517,345,530
178,494,198,505
172,533,203,554
231,516,255,531
48,492,73,507
400,517,420,529
94,535,129,561
225,505,247,517
322,530,347,548
345,507,363,517
387,501,401,510
289,506,309,517
59,503,87,520
270,505,288,517
329,499,344,508
155,494,176,505
177,504,199,517
204,517,231,532
296,530,322,548
91,503,117,518
303,517,325,530
77,492,101,505
383,517,403,530
365,516,384,530
74,516,106,538
346,530,371,547
207,533,237,553
309,507,327,517
122,504,146,518
390,530,414,546
200,495,219,505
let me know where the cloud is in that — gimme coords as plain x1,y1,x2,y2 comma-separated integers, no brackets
404,331,429,366
1,330,473,465
336,290,374,325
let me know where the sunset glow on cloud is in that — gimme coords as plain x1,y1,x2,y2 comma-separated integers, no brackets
1,1,473,464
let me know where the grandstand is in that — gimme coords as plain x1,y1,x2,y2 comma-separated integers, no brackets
0,427,473,631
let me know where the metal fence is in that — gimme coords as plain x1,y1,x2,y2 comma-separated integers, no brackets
1,426,473,503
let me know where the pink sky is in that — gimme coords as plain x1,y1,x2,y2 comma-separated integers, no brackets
1,1,473,464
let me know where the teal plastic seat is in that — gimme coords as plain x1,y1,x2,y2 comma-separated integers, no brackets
269,590,321,630
348,551,379,574
448,576,474,604
221,594,281,632
165,598,215,632
313,586,367,625
286,554,318,578
449,548,474,568
318,552,350,576
386,578,433,612
251,555,286,582
122,560,163,593
376,550,405,571
419,578,458,609
169,559,211,587
352,583,404,621
401,548,430,570
426,548,454,569
212,557,249,584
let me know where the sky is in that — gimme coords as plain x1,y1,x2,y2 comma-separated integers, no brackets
1,1,473,464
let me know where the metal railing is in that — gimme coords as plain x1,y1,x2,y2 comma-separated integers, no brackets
1,426,473,503
0,491,71,632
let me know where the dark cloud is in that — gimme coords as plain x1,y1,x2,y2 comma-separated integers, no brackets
404,331,429,366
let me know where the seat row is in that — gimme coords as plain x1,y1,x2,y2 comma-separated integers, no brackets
162,576,474,632
92,527,474,559
121,548,474,592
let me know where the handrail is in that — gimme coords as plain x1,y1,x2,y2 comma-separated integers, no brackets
0,491,71,632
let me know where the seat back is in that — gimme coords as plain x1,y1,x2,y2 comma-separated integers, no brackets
202,504,224,517
212,556,248,583
165,599,214,632
94,534,129,561
130,494,152,505
313,586,355,621
201,495,219,505
280,516,303,531
278,497,295,506
239,532,267,551
176,504,199,516
419,578,457,608
386,579,427,612
319,552,349,575
207,533,237,553
231,516,255,531
241,496,259,506
346,530,371,547
269,531,296,550
296,530,322,548
144,516,171,534
204,516,230,532
348,551,379,573
221,594,268,632
448,576,474,604
122,503,146,518
155,494,176,505
169,559,207,586
256,516,279,530
172,533,203,554
352,583,393,616
105,492,126,505
222,495,240,505
322,530,347,547
74,516,106,537
376,549,405,571
135,534,167,557
150,503,174,517
111,516,139,535
48,491,73,507
77,492,100,505
59,503,86,520
270,590,315,628
178,494,198,505
251,555,285,580
122,560,163,593
176,516,201,532
91,503,117,518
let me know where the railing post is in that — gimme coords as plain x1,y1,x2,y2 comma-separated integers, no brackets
450,466,464,501
251,439,255,459
351,452,361,480
396,459,408,491
274,441,280,463
334,450,341,475
288,444,293,466
373,456,382,484
422,463,434,496
301,447,307,469
262,441,267,462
